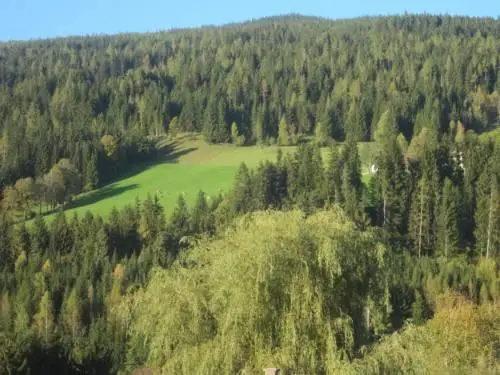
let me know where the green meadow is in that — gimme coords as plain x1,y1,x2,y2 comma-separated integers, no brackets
44,137,378,220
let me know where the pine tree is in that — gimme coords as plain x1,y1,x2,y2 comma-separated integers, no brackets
315,121,330,146
168,194,191,240
474,169,499,258
373,107,398,145
12,224,30,259
278,116,290,146
341,138,363,222
0,292,11,332
0,213,12,267
138,194,164,246
203,98,218,143
409,148,440,257
231,163,254,214
231,122,239,145
412,291,427,325
191,191,210,234
373,137,409,235
436,178,459,257
84,151,99,192
216,98,229,142
274,149,288,204
33,290,55,345
30,215,49,255
325,145,343,205
62,287,83,344
50,211,73,255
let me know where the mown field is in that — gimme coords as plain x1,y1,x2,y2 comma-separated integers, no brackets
43,137,378,220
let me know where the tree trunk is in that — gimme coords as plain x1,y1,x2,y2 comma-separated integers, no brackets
418,185,424,259
383,194,387,228
486,189,493,258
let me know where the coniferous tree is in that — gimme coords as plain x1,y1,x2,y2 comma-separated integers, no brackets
341,137,364,222
315,121,330,146
168,194,191,240
84,151,99,192
324,145,343,205
30,215,50,255
436,178,460,258
33,290,55,345
474,167,499,258
231,163,254,214
190,191,210,234
409,147,440,257
278,116,291,146
372,137,409,235
61,287,83,345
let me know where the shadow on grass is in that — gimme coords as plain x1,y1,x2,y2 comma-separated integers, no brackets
66,183,140,211
27,139,198,221
114,140,198,182
64,139,198,214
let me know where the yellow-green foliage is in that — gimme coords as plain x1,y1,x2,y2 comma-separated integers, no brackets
123,209,391,374
348,294,500,375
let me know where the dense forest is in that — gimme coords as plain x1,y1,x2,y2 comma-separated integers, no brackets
0,14,499,188
0,13,499,374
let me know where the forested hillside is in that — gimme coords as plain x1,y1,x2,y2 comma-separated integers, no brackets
0,14,499,375
0,14,499,188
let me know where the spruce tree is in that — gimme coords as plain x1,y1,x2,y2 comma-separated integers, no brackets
278,116,290,146
191,191,210,234
373,137,409,235
33,290,55,345
168,194,191,240
474,169,499,258
341,138,363,222
325,145,343,205
315,121,330,146
231,163,253,214
30,215,49,255
84,151,99,192
409,147,440,257
436,178,459,258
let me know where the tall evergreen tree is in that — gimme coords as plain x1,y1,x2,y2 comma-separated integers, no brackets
324,145,343,205
372,137,409,235
474,168,499,258
436,178,460,258
168,194,191,240
33,290,55,345
341,138,363,222
231,163,254,214
409,147,440,257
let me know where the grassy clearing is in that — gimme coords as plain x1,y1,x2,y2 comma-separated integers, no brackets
39,136,378,221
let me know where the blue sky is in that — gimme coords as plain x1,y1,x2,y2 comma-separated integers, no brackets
1,0,499,41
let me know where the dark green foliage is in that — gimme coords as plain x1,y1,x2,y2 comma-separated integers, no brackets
0,14,498,191
0,14,499,374
324,145,343,205
411,291,429,325
230,163,254,214
341,138,364,222
436,178,460,257
167,194,191,241
474,150,500,258
409,146,441,257
371,137,409,236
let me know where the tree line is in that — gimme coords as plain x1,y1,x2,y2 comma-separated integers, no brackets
227,129,499,260
0,127,497,372
0,14,499,189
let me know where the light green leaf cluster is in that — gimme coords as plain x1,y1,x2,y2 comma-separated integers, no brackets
126,209,390,374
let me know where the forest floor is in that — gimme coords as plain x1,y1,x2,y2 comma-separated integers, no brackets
40,135,378,221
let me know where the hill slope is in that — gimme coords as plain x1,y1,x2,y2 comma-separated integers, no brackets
40,137,376,220
0,14,498,191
